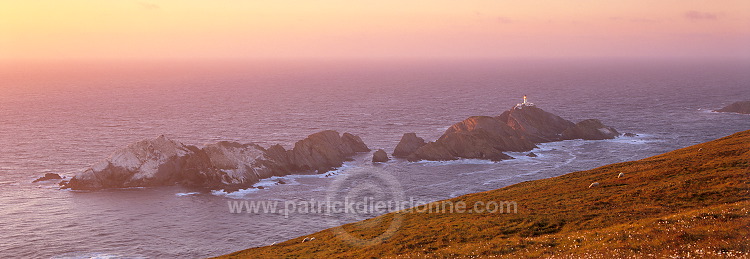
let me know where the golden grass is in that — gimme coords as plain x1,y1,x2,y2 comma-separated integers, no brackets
215,130,750,258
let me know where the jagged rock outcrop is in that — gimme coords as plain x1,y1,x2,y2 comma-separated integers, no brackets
497,105,575,143
372,149,389,163
440,116,537,152
395,103,619,162
409,139,514,162
201,141,273,187
406,116,529,161
63,135,205,190
715,101,750,114
392,133,426,158
62,131,369,191
279,130,370,173
341,133,370,153
408,142,456,161
562,119,620,140
33,173,62,183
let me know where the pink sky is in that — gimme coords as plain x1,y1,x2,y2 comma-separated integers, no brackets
1,1,749,61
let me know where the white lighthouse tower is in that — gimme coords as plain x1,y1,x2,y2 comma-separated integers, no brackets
515,95,534,109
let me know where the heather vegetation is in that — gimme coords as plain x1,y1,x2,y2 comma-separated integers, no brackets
218,130,750,258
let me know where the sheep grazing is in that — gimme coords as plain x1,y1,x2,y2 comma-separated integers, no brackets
589,182,600,188
302,238,310,243
617,172,624,178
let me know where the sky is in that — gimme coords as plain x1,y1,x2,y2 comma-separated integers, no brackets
1,0,749,61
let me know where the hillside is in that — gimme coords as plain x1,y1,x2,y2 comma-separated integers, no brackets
217,130,750,258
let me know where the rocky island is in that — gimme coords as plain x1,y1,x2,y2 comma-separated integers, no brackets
394,96,619,161
62,130,369,191
715,101,750,114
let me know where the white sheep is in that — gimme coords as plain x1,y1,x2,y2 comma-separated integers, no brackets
617,172,624,178
589,182,600,188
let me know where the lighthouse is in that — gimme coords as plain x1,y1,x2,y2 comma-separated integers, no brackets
515,95,534,109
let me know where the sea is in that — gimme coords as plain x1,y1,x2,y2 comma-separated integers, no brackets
0,59,748,258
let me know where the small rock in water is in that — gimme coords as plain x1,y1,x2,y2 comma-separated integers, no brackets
33,173,62,183
526,152,538,157
372,149,390,163
277,179,286,185
623,133,638,137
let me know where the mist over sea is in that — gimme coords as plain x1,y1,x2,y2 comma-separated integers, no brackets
1,59,749,258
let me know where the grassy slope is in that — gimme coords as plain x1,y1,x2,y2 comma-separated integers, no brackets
217,130,750,258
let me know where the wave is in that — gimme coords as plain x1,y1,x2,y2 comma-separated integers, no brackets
410,159,498,165
289,162,357,179
211,188,260,199
505,151,544,159
706,109,750,116
447,133,659,186
698,108,717,113
211,162,360,198
457,167,501,176
606,133,663,145
483,152,578,187
175,192,200,197
0,181,19,187
254,176,293,188
606,138,652,145
52,252,147,259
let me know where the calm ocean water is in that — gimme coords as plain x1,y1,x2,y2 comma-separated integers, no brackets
0,59,749,258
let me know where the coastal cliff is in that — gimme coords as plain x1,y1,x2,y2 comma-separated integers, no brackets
62,130,369,191
218,130,750,258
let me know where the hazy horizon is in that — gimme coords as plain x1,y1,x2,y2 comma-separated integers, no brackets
2,1,749,61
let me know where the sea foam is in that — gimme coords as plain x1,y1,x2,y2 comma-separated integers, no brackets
175,192,200,197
